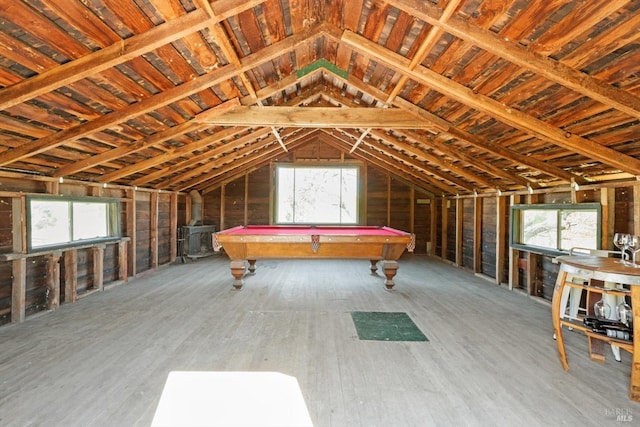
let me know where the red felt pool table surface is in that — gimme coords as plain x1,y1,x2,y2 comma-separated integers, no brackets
213,225,414,290
217,225,409,236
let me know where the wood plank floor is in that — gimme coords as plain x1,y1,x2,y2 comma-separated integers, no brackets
1,254,639,426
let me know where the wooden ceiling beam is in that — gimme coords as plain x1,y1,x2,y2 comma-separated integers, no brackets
325,129,459,194
341,29,640,176
201,106,435,128
398,129,532,190
338,128,475,191
53,99,240,178
175,129,316,191
0,24,321,167
0,0,265,110
0,9,211,110
0,0,266,111
320,132,444,196
367,129,498,189
385,0,462,104
321,70,562,186
99,126,259,183
145,127,290,188
386,0,640,120
198,138,311,194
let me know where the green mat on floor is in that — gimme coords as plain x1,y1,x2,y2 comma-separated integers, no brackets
350,311,428,342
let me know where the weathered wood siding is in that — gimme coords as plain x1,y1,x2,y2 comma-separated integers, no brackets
158,193,172,265
389,177,411,233
413,196,430,254
481,197,496,279
247,168,270,225
434,198,443,258
462,199,474,270
446,200,456,263
366,167,388,227
224,177,247,228
136,192,151,274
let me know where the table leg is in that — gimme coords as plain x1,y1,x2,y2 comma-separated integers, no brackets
248,259,257,274
551,268,570,371
381,260,398,290
586,290,606,362
629,287,640,401
229,260,246,290
369,260,378,273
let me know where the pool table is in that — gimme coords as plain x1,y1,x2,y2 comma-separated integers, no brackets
213,225,414,290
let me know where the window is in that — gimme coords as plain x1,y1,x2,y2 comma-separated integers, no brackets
275,165,358,224
510,203,601,255
26,196,121,252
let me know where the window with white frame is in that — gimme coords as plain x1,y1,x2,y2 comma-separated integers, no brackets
510,203,601,255
275,165,359,224
26,196,121,252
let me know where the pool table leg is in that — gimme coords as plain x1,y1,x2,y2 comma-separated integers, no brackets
247,259,257,273
381,260,399,290
229,260,246,290
369,260,378,273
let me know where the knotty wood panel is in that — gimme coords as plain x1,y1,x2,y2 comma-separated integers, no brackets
247,166,270,225
203,189,222,229
389,177,411,232
135,192,151,274
413,196,430,254
446,199,456,263
481,197,496,278
223,177,246,228
58,183,90,197
366,168,388,226
25,256,47,317
0,196,12,254
102,244,118,283
500,198,511,284
540,255,560,301
434,198,442,258
462,198,474,270
0,261,11,326
157,193,172,265
0,177,45,193
615,187,634,233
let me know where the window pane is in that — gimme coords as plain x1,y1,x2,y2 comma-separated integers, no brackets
73,202,108,240
340,168,358,223
276,168,295,223
293,168,341,222
31,200,70,248
560,210,598,250
522,210,557,248
275,165,358,224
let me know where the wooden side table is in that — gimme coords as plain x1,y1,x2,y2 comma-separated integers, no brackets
552,255,640,401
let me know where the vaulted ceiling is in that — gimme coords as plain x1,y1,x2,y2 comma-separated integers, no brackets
0,0,638,196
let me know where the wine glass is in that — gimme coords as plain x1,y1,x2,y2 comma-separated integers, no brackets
617,301,633,327
613,233,629,263
594,296,611,319
629,235,640,266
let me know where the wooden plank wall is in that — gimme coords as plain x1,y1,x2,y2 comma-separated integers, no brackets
136,192,151,274
158,193,172,265
248,167,270,225
0,167,638,328
481,197,497,279
462,199,474,269
445,201,456,262
366,167,388,227
0,176,184,327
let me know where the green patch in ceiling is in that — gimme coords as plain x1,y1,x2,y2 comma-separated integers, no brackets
296,58,348,80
